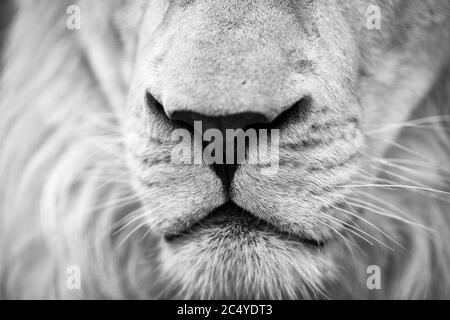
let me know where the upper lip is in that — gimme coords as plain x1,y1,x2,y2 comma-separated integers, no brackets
164,201,327,248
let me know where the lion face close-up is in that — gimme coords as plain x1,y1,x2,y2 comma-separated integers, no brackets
0,0,449,300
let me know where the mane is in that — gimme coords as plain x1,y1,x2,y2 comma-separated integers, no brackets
0,0,449,299
0,1,146,299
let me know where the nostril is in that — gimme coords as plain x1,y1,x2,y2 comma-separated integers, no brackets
145,92,166,117
271,96,312,127
169,111,270,132
145,92,271,131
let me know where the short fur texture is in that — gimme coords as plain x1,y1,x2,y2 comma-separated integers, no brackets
0,0,449,299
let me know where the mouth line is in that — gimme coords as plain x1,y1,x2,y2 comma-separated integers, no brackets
164,202,327,248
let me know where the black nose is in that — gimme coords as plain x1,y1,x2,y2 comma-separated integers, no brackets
147,92,304,196
167,109,275,198
169,110,270,132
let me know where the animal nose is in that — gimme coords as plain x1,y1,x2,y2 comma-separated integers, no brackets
159,87,298,133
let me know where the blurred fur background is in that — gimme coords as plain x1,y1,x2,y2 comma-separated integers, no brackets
0,1,13,55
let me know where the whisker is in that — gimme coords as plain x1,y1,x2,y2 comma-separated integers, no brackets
366,135,445,167
319,210,393,249
329,204,400,249
345,198,433,232
366,115,450,134
368,163,435,188
113,208,149,236
339,183,450,196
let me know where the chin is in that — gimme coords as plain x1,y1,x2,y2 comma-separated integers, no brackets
147,203,336,299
